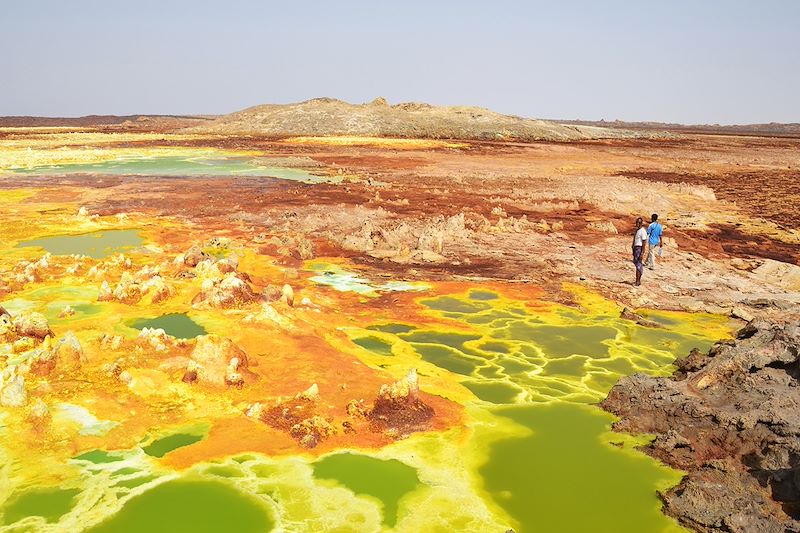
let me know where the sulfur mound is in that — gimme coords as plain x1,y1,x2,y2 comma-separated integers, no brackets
366,369,434,437
192,272,259,308
188,335,251,387
0,368,27,407
12,311,53,339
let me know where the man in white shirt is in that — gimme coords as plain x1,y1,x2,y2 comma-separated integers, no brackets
632,217,647,286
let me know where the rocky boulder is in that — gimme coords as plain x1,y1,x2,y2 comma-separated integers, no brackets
183,245,211,268
189,335,250,386
601,321,800,533
192,272,259,308
12,311,53,339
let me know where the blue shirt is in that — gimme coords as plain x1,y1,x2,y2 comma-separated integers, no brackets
647,222,662,245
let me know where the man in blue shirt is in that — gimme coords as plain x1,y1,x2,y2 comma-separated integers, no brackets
646,213,663,270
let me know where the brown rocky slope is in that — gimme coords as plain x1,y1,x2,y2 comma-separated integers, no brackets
602,321,800,533
186,97,636,141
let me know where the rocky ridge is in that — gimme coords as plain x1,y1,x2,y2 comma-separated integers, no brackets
186,97,635,141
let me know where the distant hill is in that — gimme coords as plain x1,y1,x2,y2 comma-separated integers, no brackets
0,115,213,130
185,97,634,142
559,119,800,138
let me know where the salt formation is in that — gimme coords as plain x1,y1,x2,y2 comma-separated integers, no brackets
189,335,250,386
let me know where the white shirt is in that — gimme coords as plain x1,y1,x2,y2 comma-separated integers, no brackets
633,227,647,247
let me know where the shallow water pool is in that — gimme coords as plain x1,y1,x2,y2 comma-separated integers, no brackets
129,313,207,339
13,155,331,183
2,487,80,525
17,229,143,259
314,453,421,528
479,403,685,533
84,479,275,533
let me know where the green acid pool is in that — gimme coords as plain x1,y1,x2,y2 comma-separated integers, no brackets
14,155,329,183
129,313,207,339
479,402,685,532
314,453,421,528
1,285,103,324
141,427,208,458
17,229,143,259
84,479,275,533
2,487,80,525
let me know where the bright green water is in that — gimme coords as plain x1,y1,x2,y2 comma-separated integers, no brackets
367,323,417,335
411,343,482,375
401,330,482,350
73,450,124,464
512,324,617,359
130,313,206,339
2,487,80,525
468,289,500,301
419,296,490,314
15,155,326,182
142,432,205,458
480,403,684,533
0,287,725,531
352,335,394,356
476,340,512,354
462,381,521,403
314,453,420,528
1,286,102,328
403,293,721,404
17,229,143,259
84,479,275,533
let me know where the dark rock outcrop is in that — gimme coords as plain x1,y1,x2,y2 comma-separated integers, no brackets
601,320,800,533
252,384,335,448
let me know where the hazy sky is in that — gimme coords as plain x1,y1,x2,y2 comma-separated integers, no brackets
2,0,798,124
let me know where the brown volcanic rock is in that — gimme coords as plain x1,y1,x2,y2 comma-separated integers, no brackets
186,97,629,141
255,385,336,448
601,321,800,533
